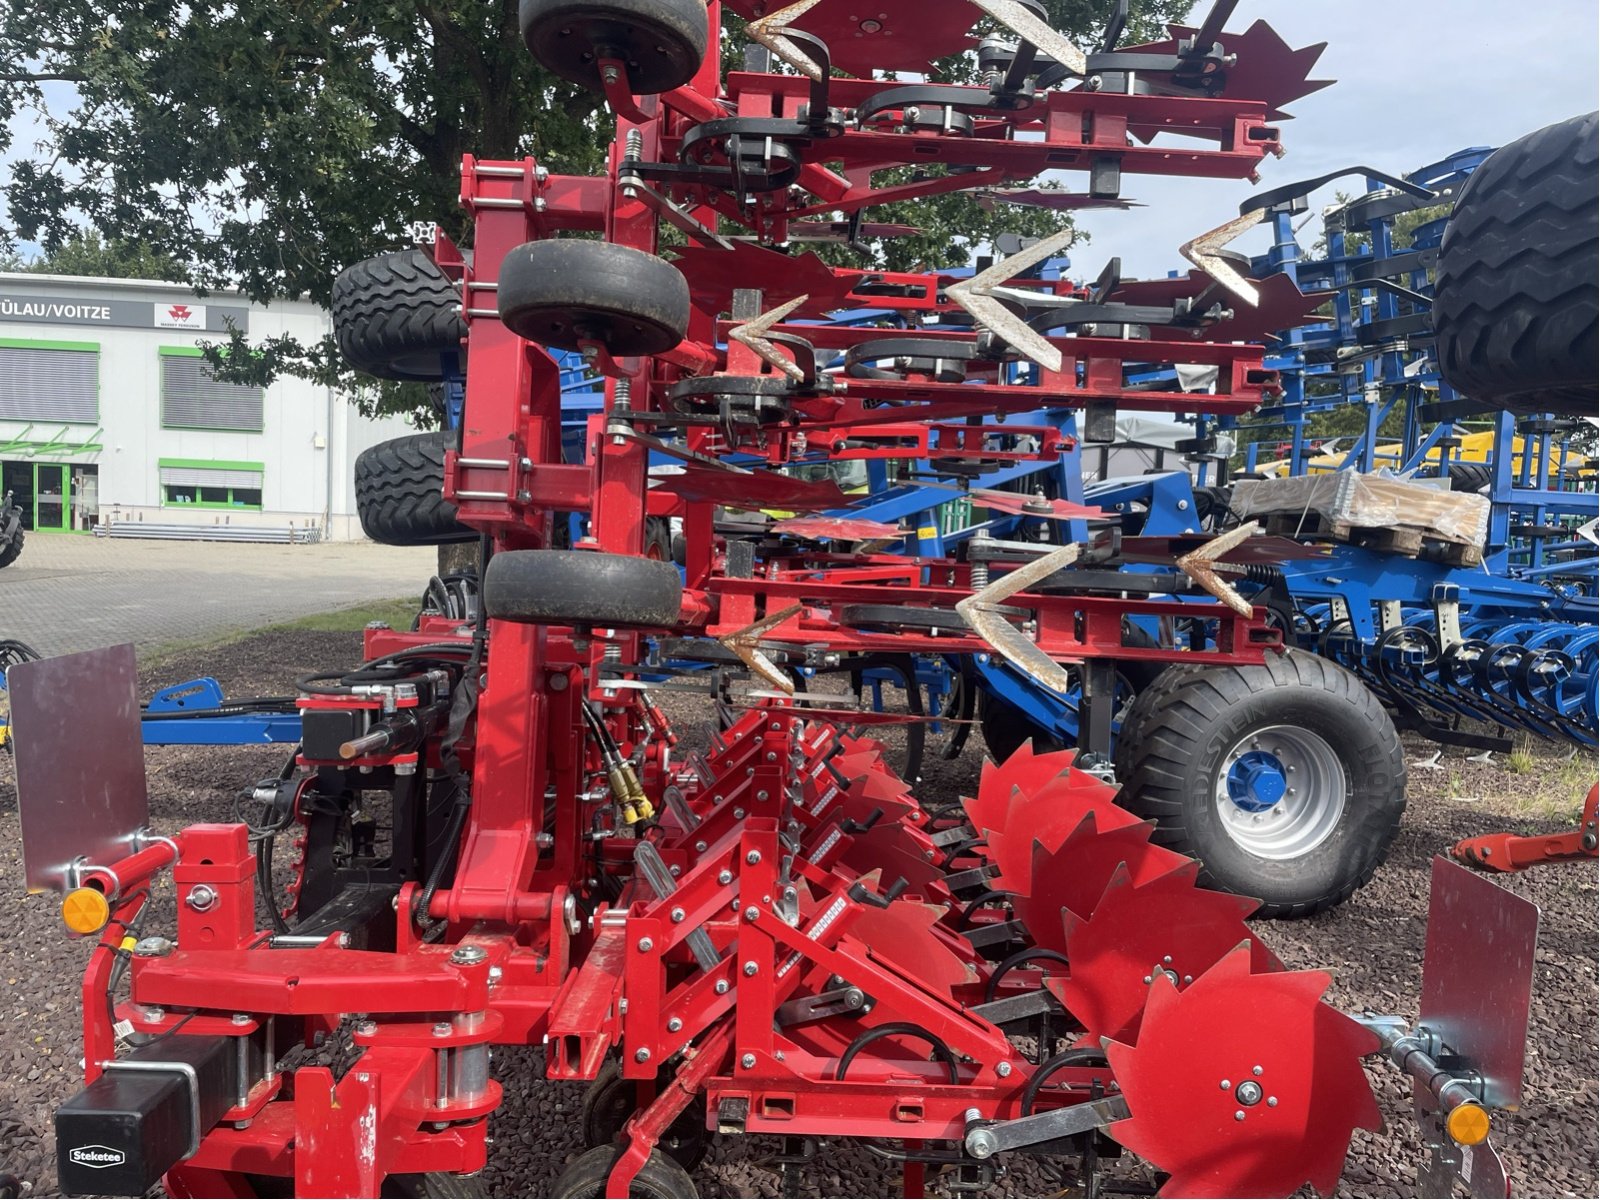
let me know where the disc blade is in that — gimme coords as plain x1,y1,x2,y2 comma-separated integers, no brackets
852,899,981,996
1053,868,1279,1043
1104,947,1381,1198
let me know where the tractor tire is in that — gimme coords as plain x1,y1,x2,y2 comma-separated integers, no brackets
483,550,682,627
354,430,476,546
551,1146,698,1199
1445,461,1493,496
0,528,22,569
333,250,466,382
580,1059,710,1171
520,0,708,96
497,240,690,357
1432,112,1598,416
1117,649,1405,919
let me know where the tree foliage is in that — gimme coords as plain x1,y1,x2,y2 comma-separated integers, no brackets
17,229,184,279
2,0,1192,420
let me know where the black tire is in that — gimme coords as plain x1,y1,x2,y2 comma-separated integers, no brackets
1433,113,1598,416
498,240,690,357
355,431,476,546
643,516,673,563
484,550,682,627
1445,462,1493,496
0,528,22,569
382,1172,490,1198
333,250,466,382
520,0,708,96
551,1145,698,1199
580,1059,710,1171
1118,649,1406,919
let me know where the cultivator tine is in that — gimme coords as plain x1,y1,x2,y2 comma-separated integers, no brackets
957,542,1082,693
1179,208,1264,307
1050,866,1278,1044
946,227,1078,372
729,293,811,381
719,603,805,692
1104,947,1382,1197
1175,521,1263,617
746,0,828,81
969,0,1088,77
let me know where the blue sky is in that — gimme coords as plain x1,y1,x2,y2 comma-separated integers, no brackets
4,2,1597,274
1067,0,1600,276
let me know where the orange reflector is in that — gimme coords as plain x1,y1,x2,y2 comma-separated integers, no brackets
62,887,111,935
1446,1103,1491,1146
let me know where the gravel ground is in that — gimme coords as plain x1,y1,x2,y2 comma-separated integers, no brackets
1,628,1595,1198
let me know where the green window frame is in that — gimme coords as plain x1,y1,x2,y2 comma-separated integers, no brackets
158,457,265,510
158,346,265,433
0,337,101,424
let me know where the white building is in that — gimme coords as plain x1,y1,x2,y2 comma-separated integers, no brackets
0,272,415,541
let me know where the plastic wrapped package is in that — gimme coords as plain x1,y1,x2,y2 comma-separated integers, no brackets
1231,469,1490,548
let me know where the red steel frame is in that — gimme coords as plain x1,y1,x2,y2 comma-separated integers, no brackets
63,5,1341,1196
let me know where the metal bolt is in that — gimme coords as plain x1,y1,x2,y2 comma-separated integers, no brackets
667,1017,683,1033
450,945,488,966
1219,1079,1231,1089
1234,1110,1246,1122
358,1020,378,1037
1162,955,1173,965
432,1022,452,1037
732,808,746,819
740,1053,756,1069
1235,1081,1263,1106
717,869,733,885
756,790,769,802
715,980,730,995
694,841,709,853
184,884,218,912
638,937,654,952
670,907,685,923
1267,1096,1279,1108
746,850,762,865
1252,1065,1263,1076
744,906,759,921
231,1013,252,1027
743,961,759,977
996,1061,1012,1078
635,1048,651,1063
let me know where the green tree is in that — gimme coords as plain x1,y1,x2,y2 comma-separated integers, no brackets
22,229,184,279
2,0,1191,420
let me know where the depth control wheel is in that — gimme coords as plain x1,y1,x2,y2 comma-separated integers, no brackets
497,240,690,357
551,1146,698,1199
580,1059,710,1171
484,550,683,628
520,0,709,96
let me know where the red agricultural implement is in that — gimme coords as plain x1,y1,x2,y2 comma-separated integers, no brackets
8,2,1544,1197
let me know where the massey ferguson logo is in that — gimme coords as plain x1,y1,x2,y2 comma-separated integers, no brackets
68,1144,126,1169
156,301,206,329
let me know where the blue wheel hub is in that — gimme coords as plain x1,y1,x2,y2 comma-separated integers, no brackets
1226,750,1288,813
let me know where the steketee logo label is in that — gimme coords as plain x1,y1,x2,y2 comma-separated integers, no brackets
68,1144,126,1169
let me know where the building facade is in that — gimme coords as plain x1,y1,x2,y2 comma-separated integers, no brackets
0,272,415,541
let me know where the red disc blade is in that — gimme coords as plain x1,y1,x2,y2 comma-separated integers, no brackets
1053,869,1279,1044
1104,947,1381,1198
1011,816,1192,953
851,899,981,997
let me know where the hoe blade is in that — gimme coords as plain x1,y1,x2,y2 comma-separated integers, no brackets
1117,19,1334,122
1104,947,1380,1197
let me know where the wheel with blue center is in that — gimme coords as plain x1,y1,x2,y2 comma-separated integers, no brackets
1117,649,1405,918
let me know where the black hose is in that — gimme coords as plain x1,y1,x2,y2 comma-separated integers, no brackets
984,947,1068,1005
1021,1047,1111,1116
835,1022,960,1084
